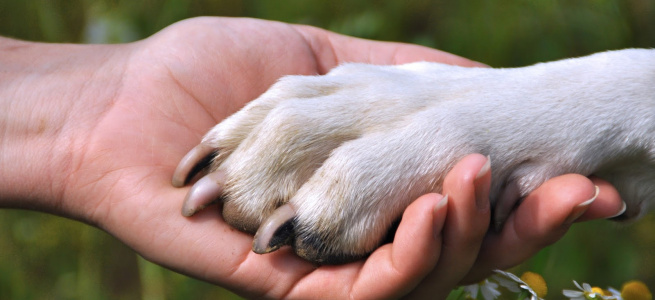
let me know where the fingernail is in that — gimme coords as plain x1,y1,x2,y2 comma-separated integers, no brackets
607,201,627,219
564,185,599,224
434,194,449,211
433,195,449,240
474,156,491,211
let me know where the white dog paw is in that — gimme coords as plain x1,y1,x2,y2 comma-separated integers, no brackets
173,49,655,264
174,63,473,263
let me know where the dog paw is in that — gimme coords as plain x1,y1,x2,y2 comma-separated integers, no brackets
173,63,479,263
173,49,655,263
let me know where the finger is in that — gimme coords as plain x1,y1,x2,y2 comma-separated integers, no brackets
408,154,491,298
355,193,449,299
293,25,488,74
463,173,624,282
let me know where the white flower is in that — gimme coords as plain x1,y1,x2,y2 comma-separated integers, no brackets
492,270,545,300
463,279,501,300
606,287,623,300
562,281,620,300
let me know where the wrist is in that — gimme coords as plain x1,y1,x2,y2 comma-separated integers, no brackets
0,37,128,217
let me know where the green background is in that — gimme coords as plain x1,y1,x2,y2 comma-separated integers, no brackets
1,0,654,299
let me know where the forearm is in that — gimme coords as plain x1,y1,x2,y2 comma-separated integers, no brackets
0,37,127,215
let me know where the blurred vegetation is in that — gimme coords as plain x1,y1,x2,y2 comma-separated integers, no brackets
1,0,654,299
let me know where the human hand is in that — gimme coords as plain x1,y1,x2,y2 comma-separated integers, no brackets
0,17,624,299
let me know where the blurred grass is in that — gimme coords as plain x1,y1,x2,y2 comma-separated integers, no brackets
1,0,654,299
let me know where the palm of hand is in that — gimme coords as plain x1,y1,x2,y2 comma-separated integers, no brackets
67,18,434,298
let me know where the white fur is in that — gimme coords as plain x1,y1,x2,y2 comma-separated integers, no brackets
202,49,655,259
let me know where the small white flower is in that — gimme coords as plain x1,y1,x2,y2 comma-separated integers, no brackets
492,270,522,293
606,287,623,300
562,281,620,300
491,270,545,300
463,279,501,300
563,281,595,300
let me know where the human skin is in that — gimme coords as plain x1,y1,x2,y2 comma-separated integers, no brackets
0,17,624,299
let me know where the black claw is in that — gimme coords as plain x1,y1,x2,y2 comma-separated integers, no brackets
257,218,295,254
181,171,226,217
172,144,217,187
253,204,296,254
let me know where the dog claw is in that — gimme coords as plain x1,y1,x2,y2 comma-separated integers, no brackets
172,144,216,188
253,204,296,254
181,171,226,217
